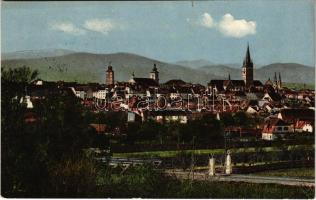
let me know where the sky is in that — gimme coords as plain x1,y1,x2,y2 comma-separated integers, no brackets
1,1,315,66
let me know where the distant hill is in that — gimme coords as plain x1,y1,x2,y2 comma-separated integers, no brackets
199,65,241,79
174,59,215,69
2,50,314,85
2,49,76,60
256,63,315,84
175,60,246,69
1,52,222,84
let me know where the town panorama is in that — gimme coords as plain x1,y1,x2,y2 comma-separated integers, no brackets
2,1,315,199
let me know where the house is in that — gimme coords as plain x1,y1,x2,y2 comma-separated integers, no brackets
262,118,292,140
295,120,313,133
246,105,260,114
90,123,108,134
277,108,314,124
208,80,246,93
127,111,142,122
262,92,282,102
147,110,190,124
31,78,44,85
70,85,97,99
20,95,34,109
93,86,107,100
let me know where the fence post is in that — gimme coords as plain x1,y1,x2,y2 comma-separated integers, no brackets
225,151,232,175
208,157,215,176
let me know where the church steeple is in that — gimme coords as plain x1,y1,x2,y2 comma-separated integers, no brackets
242,43,254,87
243,43,253,67
149,63,159,84
278,72,282,89
228,73,231,81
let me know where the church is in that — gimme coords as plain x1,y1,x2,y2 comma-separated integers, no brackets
208,44,282,93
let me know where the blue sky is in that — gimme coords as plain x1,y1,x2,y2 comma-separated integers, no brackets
2,1,315,66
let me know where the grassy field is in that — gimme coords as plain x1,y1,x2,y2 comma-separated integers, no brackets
98,166,315,198
252,167,315,179
112,144,314,158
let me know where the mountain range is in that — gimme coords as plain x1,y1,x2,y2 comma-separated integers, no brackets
1,49,314,85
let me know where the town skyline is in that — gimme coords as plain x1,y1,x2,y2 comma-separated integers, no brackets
2,1,315,198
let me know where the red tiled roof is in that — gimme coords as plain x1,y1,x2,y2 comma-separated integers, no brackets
280,108,314,122
90,124,107,133
262,118,288,133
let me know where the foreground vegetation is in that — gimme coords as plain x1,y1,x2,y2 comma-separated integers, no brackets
98,165,314,198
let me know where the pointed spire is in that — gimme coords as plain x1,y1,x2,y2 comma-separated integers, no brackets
246,43,251,62
278,72,282,89
274,72,277,83
278,72,281,82
243,42,253,67
132,71,135,78
228,73,231,81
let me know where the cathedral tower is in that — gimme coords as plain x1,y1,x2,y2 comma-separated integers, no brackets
277,72,282,89
150,63,159,84
241,44,254,87
273,72,278,89
106,63,114,86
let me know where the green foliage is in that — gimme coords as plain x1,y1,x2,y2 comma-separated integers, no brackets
252,167,314,178
179,114,223,143
102,111,127,130
95,165,314,198
137,119,167,141
97,165,176,198
221,113,236,127
233,111,255,128
1,65,39,84
175,150,193,171
1,66,101,197
49,157,98,198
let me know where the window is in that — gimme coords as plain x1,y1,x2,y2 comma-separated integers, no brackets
283,127,288,131
277,127,282,131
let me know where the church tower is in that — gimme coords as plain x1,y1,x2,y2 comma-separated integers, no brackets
149,63,159,84
106,63,114,86
277,72,282,89
241,43,254,87
273,72,278,89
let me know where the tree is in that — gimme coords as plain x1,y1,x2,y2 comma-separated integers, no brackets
136,120,167,142
48,156,97,198
1,66,99,197
221,113,235,127
179,114,223,144
233,111,254,128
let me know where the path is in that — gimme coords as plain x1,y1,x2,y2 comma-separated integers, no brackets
165,170,315,187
